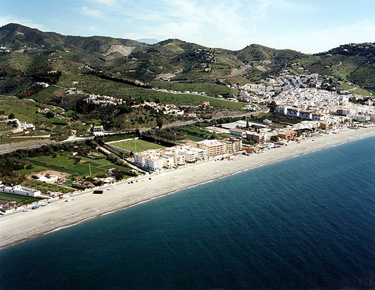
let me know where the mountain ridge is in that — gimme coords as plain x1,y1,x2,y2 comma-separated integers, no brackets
1,23,375,95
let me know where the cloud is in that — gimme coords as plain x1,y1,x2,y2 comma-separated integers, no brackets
121,0,259,48
251,20,375,53
88,0,118,6
117,0,318,49
307,20,375,53
80,6,104,18
0,16,44,30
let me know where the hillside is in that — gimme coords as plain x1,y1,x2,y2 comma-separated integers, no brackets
1,23,375,99
295,43,375,92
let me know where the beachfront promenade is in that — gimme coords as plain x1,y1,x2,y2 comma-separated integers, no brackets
1,126,375,248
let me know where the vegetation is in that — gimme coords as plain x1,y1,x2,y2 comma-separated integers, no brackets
180,125,218,139
247,113,301,126
185,134,205,142
110,139,165,153
150,81,239,97
141,128,185,146
0,140,135,191
0,192,39,205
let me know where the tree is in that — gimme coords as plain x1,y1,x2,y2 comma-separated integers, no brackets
156,117,164,129
268,101,277,113
270,135,279,142
8,113,15,119
246,120,250,129
46,111,54,118
115,170,126,181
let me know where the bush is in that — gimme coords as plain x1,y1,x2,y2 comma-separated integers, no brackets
270,136,279,142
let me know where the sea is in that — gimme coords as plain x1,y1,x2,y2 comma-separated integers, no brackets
0,137,374,290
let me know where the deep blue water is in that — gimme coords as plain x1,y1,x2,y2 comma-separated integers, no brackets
1,137,375,290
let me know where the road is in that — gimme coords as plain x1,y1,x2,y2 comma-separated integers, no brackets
225,64,252,78
11,119,23,133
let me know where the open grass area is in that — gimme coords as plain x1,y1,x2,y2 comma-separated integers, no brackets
180,126,218,139
185,134,205,142
17,164,47,176
19,153,133,185
0,137,50,145
0,95,47,123
21,180,74,193
0,192,40,205
110,139,165,152
339,83,373,96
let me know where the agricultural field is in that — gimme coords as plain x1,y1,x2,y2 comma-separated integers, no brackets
110,139,165,153
0,192,39,205
14,152,133,192
0,137,50,145
185,134,205,142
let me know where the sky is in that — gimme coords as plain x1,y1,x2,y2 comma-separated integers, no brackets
1,0,375,53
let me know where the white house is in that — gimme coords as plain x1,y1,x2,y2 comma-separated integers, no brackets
0,184,41,197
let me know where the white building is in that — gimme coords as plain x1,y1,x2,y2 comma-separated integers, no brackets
190,147,207,160
134,153,147,167
196,140,226,157
145,156,164,171
0,184,41,197
184,150,196,163
161,155,175,168
20,122,35,130
175,153,186,165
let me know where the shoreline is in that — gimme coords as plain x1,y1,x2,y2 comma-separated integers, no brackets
1,127,375,249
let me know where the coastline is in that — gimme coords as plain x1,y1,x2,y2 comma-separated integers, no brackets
1,127,375,249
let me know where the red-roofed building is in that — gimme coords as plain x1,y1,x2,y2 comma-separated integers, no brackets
277,130,298,140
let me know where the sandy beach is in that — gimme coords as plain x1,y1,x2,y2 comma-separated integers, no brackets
1,127,374,249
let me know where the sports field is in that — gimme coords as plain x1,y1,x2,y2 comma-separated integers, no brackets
111,139,165,153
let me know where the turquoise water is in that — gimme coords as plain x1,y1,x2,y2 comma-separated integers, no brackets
0,137,375,289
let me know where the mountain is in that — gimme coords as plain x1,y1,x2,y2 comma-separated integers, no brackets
0,23,145,54
1,23,374,97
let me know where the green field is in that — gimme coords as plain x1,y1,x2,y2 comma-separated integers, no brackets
110,139,165,152
0,137,50,145
185,134,205,142
0,192,40,205
17,153,133,187
0,95,51,123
